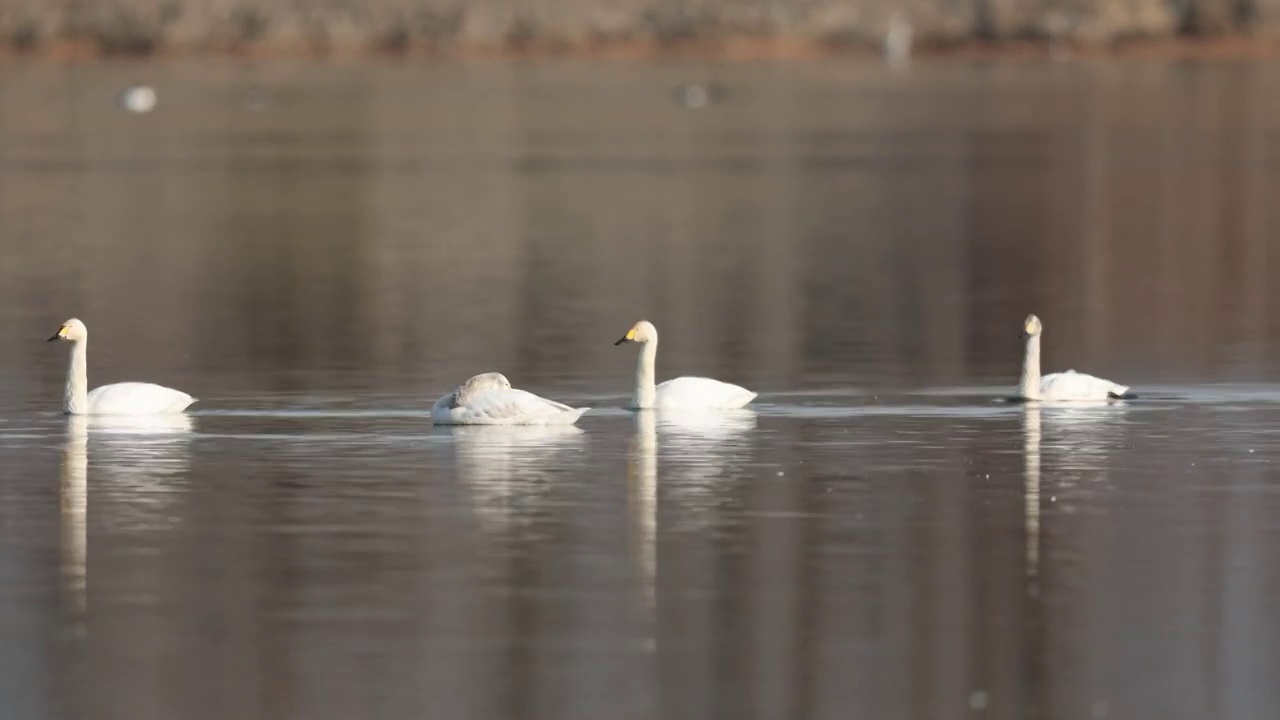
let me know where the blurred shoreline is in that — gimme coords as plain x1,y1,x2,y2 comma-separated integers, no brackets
2,0,1280,63
3,35,1280,63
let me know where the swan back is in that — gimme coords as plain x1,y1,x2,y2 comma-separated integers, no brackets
432,373,588,425
652,376,757,410
434,389,588,425
86,382,198,415
1039,371,1130,401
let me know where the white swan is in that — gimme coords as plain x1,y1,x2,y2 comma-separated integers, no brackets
431,372,589,425
614,320,757,410
1018,314,1132,401
48,318,197,415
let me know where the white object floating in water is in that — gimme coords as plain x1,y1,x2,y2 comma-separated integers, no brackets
672,82,725,109
48,318,197,415
118,85,157,113
430,372,589,426
884,11,913,67
1018,314,1131,400
614,320,756,410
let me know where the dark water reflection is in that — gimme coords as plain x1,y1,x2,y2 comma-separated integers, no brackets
2,60,1280,719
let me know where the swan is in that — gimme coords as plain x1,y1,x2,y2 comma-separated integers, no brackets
431,372,589,425
48,318,197,415
614,320,757,410
1018,314,1133,401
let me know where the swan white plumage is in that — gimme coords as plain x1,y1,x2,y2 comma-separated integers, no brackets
48,318,197,415
614,320,757,410
1018,314,1132,401
431,372,589,425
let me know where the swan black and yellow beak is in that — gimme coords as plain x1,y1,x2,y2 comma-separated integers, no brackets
47,327,67,342
614,328,637,345
614,336,630,345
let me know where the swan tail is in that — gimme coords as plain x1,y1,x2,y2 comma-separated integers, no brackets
1105,381,1133,399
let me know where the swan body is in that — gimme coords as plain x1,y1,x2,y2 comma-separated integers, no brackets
431,372,589,425
614,320,757,410
1036,370,1130,401
1018,314,1131,401
48,319,197,415
647,376,757,410
82,382,198,415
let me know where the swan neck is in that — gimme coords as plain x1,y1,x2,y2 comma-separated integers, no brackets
65,340,89,415
1020,335,1041,400
633,339,658,409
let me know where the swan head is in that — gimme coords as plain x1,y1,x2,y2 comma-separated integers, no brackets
450,372,513,407
1021,314,1043,339
614,320,657,345
48,318,87,343
462,372,512,391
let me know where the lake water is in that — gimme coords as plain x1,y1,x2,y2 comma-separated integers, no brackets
1,59,1280,720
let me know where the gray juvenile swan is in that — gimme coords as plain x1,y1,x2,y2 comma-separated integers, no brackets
1018,314,1132,401
48,318,197,415
431,372,589,425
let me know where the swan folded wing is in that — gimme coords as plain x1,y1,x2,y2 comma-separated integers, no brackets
1039,370,1130,401
654,376,757,410
433,389,588,425
85,382,197,415
431,391,461,414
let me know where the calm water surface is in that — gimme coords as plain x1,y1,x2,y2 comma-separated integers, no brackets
2,60,1280,720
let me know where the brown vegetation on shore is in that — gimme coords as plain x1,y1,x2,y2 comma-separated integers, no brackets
1,1,1279,61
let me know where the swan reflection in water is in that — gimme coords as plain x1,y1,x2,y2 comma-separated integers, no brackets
629,408,759,604
59,413,196,620
61,417,89,623
71,413,196,458
80,413,196,532
648,409,757,508
449,424,586,532
1035,400,1132,475
1023,404,1041,591
630,412,658,610
651,408,758,441
1024,400,1131,589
